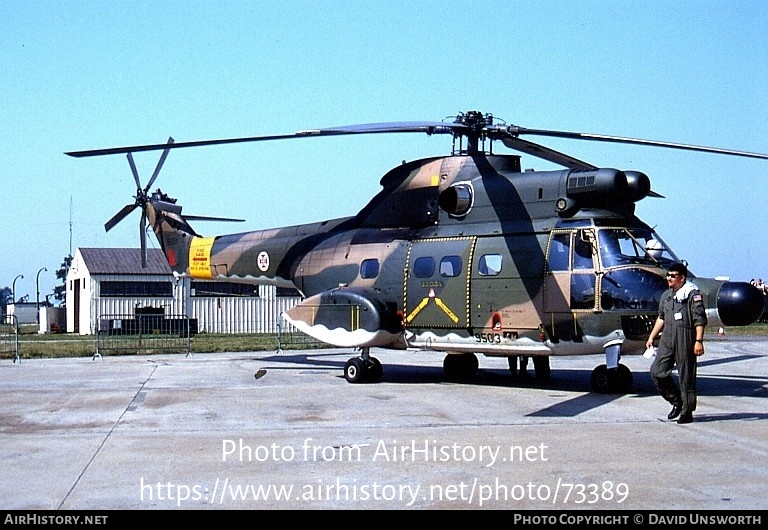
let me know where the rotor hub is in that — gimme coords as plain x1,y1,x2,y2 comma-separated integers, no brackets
454,110,495,132
451,111,499,154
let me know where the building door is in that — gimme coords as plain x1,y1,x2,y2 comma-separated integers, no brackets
73,279,80,334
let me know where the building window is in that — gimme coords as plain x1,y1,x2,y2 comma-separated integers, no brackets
191,281,259,297
100,281,173,297
276,286,301,297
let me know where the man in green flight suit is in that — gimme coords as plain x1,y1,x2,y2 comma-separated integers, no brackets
646,262,707,424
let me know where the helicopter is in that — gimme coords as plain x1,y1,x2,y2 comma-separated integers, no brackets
66,111,768,392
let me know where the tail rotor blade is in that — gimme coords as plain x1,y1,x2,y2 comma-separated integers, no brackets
126,153,141,189
105,203,138,232
140,209,147,268
145,137,174,192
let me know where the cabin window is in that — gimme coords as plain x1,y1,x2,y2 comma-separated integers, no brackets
478,254,502,276
413,256,435,278
360,258,380,279
439,256,462,277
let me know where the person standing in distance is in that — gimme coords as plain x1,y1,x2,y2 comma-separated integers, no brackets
646,263,707,424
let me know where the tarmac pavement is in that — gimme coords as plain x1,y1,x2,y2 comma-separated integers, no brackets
1,335,767,511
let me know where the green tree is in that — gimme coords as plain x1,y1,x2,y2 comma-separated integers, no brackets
53,255,73,304
1,286,11,313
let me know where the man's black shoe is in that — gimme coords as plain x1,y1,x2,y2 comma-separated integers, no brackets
667,403,682,420
677,412,693,424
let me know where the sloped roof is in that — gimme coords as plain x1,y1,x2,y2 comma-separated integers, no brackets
78,248,172,275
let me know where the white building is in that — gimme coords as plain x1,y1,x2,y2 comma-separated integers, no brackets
66,248,301,335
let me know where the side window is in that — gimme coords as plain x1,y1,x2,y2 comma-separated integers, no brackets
413,256,435,278
571,273,596,309
360,258,379,279
548,233,570,271
440,255,462,277
478,254,502,276
573,231,594,270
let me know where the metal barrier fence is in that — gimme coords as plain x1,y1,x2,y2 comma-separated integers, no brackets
1,315,20,363
96,313,192,359
275,321,327,353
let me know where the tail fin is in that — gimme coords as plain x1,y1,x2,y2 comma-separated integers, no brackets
146,191,245,276
145,191,197,275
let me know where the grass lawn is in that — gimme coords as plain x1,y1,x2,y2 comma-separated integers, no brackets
3,322,767,360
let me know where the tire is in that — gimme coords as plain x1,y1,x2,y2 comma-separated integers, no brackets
532,356,551,382
616,363,633,393
590,364,611,393
344,357,367,384
366,357,383,383
590,364,633,393
443,353,478,382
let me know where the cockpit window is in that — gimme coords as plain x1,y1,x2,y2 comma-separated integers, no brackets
598,228,678,268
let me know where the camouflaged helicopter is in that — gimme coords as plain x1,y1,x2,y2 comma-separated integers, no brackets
67,111,768,392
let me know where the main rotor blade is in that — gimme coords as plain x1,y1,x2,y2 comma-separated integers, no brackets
145,137,174,191
509,126,768,161
65,122,461,157
105,203,138,232
500,135,597,170
183,215,245,222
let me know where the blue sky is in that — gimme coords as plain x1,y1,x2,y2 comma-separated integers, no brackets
2,0,767,301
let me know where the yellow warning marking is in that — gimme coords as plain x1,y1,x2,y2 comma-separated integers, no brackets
430,174,440,186
406,298,429,323
189,236,215,279
434,297,460,323
406,296,460,324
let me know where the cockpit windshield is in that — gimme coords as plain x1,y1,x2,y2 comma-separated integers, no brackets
598,228,679,268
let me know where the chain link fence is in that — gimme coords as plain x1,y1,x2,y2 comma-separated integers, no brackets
1,315,20,363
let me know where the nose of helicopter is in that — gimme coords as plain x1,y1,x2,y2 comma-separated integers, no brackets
716,281,765,326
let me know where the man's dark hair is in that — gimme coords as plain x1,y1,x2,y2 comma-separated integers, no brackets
668,262,688,277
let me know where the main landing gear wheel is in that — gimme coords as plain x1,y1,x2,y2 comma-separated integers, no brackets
590,364,633,394
443,353,479,382
532,356,551,383
343,354,383,384
508,355,551,383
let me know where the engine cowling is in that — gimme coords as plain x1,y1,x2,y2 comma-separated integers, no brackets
562,168,652,208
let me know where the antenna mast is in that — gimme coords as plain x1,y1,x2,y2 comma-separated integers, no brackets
69,196,73,259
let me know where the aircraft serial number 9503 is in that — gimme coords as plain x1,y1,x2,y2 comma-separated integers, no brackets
475,333,502,344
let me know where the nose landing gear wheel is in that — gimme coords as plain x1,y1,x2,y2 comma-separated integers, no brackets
344,357,367,383
344,354,383,384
